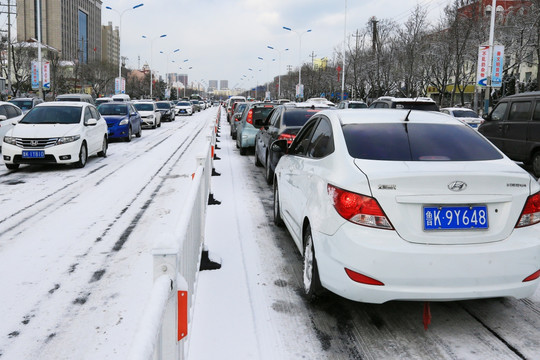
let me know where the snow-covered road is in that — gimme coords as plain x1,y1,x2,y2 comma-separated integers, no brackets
189,109,540,360
0,108,216,359
1,106,539,360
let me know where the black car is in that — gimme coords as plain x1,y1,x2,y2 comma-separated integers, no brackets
156,101,175,122
479,91,540,177
254,104,326,184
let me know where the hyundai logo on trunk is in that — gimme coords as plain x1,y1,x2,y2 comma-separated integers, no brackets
448,181,467,191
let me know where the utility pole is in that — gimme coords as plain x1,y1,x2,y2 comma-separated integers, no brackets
370,16,379,99
309,51,317,69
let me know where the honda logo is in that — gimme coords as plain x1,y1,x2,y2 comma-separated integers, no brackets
448,181,467,192
30,140,38,147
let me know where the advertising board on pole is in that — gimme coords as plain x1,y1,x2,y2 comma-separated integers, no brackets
491,45,504,88
476,45,489,87
31,61,40,89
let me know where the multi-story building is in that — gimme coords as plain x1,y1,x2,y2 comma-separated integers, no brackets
219,80,228,90
208,80,218,91
101,21,119,66
178,74,188,87
16,0,102,63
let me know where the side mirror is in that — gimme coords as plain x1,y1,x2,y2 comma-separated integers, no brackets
271,139,288,155
85,118,98,126
482,113,491,121
0,115,7,121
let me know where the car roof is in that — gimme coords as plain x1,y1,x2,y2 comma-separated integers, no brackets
323,109,461,126
37,101,89,107
441,107,476,111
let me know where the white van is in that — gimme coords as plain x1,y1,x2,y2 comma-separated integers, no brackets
112,94,131,102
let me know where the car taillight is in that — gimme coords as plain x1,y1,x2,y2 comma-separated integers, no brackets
327,184,393,230
278,133,295,145
246,109,253,125
516,192,540,228
523,269,540,282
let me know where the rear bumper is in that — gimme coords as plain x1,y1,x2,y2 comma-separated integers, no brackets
314,223,540,303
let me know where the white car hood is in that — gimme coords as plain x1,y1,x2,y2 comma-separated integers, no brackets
138,111,154,117
8,123,81,138
353,158,535,245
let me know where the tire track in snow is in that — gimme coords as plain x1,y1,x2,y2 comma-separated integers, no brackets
0,115,207,357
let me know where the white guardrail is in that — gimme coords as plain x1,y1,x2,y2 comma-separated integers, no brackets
129,107,221,360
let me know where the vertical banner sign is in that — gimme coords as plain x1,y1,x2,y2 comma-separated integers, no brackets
115,77,126,94
31,61,40,89
477,45,489,87
42,62,51,89
295,84,304,98
491,45,504,88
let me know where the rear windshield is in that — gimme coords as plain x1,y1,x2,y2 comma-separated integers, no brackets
250,106,275,121
156,102,171,109
343,123,503,161
98,104,128,116
348,102,367,109
177,102,191,106
452,110,479,118
21,106,82,124
9,100,33,110
283,109,321,126
57,97,84,102
392,102,439,111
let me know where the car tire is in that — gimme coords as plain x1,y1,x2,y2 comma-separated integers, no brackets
5,163,19,170
303,226,323,299
265,153,273,184
125,127,132,142
75,142,88,168
158,120,161,128
273,182,284,227
254,146,262,167
239,146,247,155
98,137,108,157
152,122,157,129
532,151,540,178
136,126,142,138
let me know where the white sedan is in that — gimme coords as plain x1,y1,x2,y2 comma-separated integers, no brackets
134,101,161,129
272,109,540,304
2,102,108,170
441,107,483,129
175,101,193,116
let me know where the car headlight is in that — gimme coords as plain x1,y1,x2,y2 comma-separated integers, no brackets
119,119,129,126
56,135,81,145
3,136,16,145
148,115,155,120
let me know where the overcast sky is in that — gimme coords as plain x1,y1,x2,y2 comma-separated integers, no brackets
100,0,452,90
1,0,450,91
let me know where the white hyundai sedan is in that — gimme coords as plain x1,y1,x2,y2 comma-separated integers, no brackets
272,109,540,304
2,102,108,170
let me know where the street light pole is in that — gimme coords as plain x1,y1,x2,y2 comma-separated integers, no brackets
142,34,167,99
267,46,288,98
106,3,144,94
283,26,311,99
160,48,179,99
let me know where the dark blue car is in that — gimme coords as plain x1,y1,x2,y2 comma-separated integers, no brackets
97,102,142,142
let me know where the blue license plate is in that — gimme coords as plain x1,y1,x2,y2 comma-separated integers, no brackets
424,206,488,230
22,150,45,159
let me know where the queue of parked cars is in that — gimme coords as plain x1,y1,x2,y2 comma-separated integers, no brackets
0,95,205,170
224,94,540,305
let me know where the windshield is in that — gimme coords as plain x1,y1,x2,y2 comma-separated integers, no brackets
134,103,154,112
343,123,502,161
9,100,33,110
191,100,200,104
177,102,191,106
452,110,479,118
348,102,367,109
156,102,170,109
98,104,128,116
283,109,321,126
392,102,439,111
20,106,82,125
